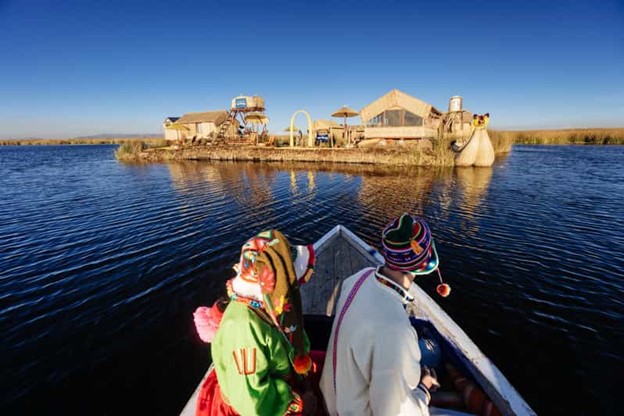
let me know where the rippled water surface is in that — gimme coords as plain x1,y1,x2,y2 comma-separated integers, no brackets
1,145,623,415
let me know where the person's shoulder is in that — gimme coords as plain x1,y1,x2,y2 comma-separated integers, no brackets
351,266,377,281
216,304,282,346
341,267,376,290
221,302,270,327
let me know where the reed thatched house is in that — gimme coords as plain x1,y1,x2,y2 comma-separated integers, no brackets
359,89,443,140
164,111,239,142
163,117,180,141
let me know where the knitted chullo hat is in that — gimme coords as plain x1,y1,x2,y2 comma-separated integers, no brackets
229,230,315,375
382,213,437,273
381,213,451,297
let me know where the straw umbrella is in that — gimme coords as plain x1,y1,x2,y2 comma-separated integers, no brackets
331,105,359,144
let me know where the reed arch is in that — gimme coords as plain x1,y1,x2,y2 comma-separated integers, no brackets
289,110,314,147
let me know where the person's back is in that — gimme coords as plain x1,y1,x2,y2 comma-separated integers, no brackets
321,267,427,415
320,213,447,416
212,300,299,415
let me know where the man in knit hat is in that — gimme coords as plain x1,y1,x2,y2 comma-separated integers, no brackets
319,213,446,416
193,229,319,416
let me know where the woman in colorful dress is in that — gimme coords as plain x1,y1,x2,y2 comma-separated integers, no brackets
193,229,320,416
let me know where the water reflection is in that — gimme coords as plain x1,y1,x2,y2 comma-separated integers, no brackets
307,171,315,193
289,170,317,196
164,161,495,241
167,162,279,208
290,171,299,196
455,167,493,217
358,168,439,228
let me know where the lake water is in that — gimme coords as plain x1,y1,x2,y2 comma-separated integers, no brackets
1,144,623,415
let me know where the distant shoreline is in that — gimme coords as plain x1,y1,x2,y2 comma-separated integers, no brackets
0,136,162,146
2,128,623,147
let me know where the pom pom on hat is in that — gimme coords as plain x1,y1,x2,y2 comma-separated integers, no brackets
293,353,312,375
193,300,226,343
436,283,451,298
435,267,451,298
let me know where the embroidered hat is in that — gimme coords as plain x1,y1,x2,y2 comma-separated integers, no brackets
381,213,438,274
381,213,451,297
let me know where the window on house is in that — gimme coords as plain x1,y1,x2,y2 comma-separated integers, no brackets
385,110,403,127
367,109,424,127
404,111,423,126
367,113,384,127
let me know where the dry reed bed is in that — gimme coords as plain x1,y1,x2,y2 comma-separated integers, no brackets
498,128,624,145
0,137,164,146
127,146,440,166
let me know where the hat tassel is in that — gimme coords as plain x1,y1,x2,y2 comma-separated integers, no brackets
435,268,451,297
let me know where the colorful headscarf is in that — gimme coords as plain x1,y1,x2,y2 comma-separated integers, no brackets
229,229,315,374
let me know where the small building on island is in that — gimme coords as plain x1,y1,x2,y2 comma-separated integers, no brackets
163,111,240,143
163,117,180,141
313,119,344,147
359,89,443,141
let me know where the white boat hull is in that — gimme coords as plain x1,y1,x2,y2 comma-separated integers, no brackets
181,225,535,416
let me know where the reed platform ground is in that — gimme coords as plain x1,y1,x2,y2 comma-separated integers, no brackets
128,144,445,166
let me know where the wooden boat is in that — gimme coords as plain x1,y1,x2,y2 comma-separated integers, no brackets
181,225,535,415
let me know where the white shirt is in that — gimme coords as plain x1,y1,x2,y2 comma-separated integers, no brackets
320,267,430,416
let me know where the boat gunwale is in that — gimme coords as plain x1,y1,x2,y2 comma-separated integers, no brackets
313,225,535,416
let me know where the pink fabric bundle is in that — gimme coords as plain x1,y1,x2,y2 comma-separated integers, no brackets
193,302,225,343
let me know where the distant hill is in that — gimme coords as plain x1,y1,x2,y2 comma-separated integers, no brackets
74,133,161,139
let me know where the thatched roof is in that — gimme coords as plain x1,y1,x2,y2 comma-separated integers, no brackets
177,111,228,125
359,89,442,123
331,106,358,118
314,119,342,130
166,122,189,131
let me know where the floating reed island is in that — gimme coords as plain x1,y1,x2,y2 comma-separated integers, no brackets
116,142,457,167
114,129,515,167
119,90,508,167
118,90,521,167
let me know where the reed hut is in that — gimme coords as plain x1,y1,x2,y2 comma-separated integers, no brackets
172,111,239,142
163,117,180,141
359,89,443,141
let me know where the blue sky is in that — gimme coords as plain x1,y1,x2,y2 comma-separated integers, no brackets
0,0,622,138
